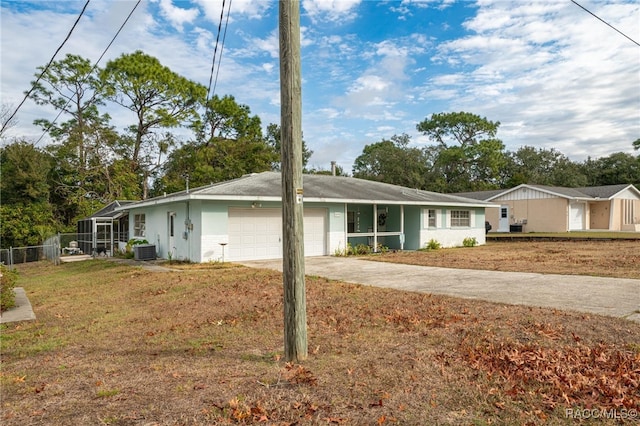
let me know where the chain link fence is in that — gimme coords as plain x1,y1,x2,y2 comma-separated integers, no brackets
1,241,60,270
2,230,128,269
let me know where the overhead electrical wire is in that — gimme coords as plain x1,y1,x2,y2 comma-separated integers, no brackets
33,0,142,146
211,0,233,100
1,0,91,137
206,0,231,103
571,0,639,47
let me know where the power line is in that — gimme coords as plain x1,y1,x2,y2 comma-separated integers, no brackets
34,0,142,146
212,0,233,99
571,0,640,47
1,0,91,137
206,0,228,102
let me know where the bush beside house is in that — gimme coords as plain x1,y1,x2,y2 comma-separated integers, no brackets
0,265,18,312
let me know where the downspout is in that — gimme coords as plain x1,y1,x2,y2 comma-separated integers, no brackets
186,201,192,262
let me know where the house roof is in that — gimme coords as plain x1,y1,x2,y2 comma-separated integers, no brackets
89,200,136,218
574,184,637,199
454,183,640,202
452,189,505,201
121,172,496,210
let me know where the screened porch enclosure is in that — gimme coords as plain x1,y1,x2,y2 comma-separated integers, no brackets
345,203,406,251
76,215,128,257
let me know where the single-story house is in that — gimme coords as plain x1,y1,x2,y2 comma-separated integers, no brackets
456,184,640,233
112,172,497,262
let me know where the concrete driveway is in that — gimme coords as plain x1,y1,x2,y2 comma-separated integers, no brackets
241,257,640,324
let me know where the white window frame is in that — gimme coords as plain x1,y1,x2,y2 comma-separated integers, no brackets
134,213,146,237
450,210,471,227
427,209,437,228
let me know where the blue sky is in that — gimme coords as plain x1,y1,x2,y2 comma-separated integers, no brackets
1,0,639,172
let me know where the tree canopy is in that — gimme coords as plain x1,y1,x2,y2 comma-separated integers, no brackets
101,50,207,199
154,96,277,195
352,134,428,188
417,112,506,192
3,47,639,247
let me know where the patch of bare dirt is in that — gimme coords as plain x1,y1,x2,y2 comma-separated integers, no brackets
376,240,640,279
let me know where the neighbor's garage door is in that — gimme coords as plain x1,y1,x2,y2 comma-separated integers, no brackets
228,208,326,261
569,202,585,230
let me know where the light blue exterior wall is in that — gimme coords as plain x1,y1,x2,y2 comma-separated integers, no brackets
126,199,488,262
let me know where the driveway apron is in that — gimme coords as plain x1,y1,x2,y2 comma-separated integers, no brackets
241,257,640,324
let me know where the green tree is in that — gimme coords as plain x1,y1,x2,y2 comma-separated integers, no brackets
0,140,51,204
155,96,276,194
582,152,640,186
417,112,506,192
27,54,127,225
28,54,111,173
101,51,207,198
193,95,263,143
633,138,639,151
352,134,428,188
0,203,57,248
502,146,587,188
265,123,313,171
0,141,58,247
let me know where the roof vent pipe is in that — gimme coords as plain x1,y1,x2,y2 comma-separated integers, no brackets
331,161,336,176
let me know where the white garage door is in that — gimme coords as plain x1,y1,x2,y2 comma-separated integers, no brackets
569,202,585,230
228,208,326,261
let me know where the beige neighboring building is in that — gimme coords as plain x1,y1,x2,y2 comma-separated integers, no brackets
456,184,640,233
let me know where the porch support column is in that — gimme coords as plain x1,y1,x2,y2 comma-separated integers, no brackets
344,203,348,250
373,203,378,252
400,205,405,250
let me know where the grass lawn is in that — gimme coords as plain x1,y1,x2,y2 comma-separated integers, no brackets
1,249,639,425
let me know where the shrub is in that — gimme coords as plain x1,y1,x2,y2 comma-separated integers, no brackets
463,237,478,247
354,244,372,255
126,238,149,252
334,242,353,257
0,264,18,312
334,242,386,256
422,239,441,251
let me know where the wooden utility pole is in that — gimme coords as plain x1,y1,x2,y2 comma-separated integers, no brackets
279,0,307,362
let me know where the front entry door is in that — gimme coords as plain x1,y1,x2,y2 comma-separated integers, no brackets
498,205,509,232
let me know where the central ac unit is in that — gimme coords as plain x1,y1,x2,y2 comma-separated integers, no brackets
134,244,156,261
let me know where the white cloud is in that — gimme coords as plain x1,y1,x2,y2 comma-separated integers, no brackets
234,28,279,59
421,0,640,159
157,0,199,31
303,0,362,22
193,0,270,21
